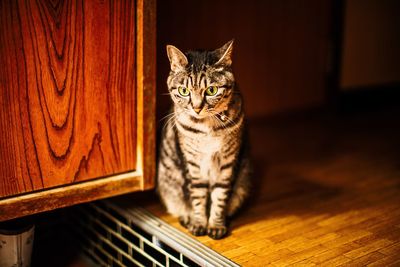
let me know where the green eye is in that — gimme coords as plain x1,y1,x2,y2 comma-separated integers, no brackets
178,86,190,96
206,86,218,96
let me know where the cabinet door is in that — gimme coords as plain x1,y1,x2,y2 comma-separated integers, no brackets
0,0,155,220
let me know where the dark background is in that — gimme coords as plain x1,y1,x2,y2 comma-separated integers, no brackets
156,0,400,119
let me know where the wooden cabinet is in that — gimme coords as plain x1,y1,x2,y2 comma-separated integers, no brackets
0,0,155,221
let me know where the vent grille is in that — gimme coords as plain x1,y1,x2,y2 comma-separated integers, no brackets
68,201,239,267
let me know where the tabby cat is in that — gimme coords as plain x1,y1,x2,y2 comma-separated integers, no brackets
157,40,252,239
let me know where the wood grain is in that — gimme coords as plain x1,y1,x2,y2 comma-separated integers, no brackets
0,0,137,197
0,0,156,221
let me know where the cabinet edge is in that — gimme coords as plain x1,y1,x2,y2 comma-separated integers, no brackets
136,0,157,190
0,171,142,222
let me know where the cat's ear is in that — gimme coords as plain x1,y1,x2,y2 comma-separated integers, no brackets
215,39,234,66
166,45,188,72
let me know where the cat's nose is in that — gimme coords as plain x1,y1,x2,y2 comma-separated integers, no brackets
193,108,202,114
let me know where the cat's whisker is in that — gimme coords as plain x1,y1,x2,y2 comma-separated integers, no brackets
161,92,173,96
211,109,239,129
162,110,183,133
163,109,185,133
207,109,238,135
163,116,175,133
208,111,235,136
159,112,176,123
213,115,228,133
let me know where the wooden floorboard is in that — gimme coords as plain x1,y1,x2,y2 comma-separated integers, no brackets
120,108,400,266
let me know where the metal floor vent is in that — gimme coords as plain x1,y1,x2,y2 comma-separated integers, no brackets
68,201,239,267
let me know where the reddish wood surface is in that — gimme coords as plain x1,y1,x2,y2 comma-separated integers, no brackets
0,0,137,198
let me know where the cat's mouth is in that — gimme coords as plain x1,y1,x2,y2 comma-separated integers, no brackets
189,108,216,119
190,109,226,121
190,109,208,118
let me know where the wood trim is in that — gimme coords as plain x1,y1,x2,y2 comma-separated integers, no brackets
136,0,156,190
0,172,142,221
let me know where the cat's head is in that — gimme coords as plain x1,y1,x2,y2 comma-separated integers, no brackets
166,40,235,118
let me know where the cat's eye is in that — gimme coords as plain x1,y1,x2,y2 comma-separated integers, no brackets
206,86,218,96
178,86,190,96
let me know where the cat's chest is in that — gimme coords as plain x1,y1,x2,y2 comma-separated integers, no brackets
193,136,223,181
195,135,223,155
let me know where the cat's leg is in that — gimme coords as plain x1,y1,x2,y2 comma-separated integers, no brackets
157,162,191,224
208,185,230,239
187,163,209,236
207,153,232,239
227,156,252,217
157,126,191,225
208,153,252,239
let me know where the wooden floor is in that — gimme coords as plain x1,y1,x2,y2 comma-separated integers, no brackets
137,107,400,266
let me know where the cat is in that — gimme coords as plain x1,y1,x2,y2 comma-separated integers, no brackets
157,40,252,239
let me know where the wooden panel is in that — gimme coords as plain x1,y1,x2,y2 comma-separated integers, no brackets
157,0,334,118
0,0,156,221
0,0,137,197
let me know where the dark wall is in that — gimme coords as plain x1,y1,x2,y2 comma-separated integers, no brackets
340,0,400,90
157,0,335,119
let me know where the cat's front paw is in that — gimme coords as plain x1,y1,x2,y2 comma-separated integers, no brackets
188,222,207,236
179,216,190,228
207,225,227,239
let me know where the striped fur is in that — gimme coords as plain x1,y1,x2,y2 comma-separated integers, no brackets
157,40,252,239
